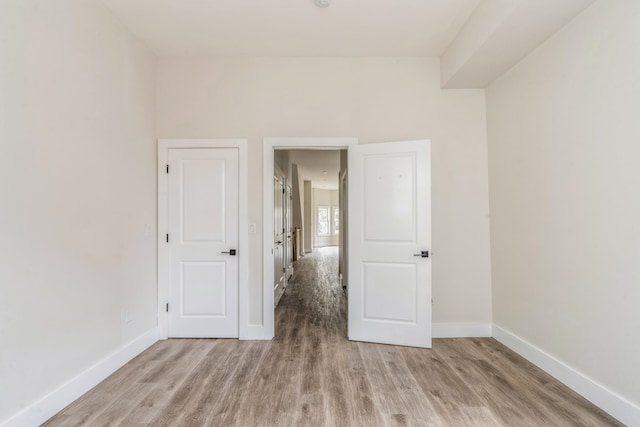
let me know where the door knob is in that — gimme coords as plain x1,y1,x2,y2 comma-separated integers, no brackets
221,249,237,256
413,251,429,258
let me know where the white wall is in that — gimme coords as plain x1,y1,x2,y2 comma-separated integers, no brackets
312,189,339,247
303,180,313,254
156,57,492,328
0,0,157,422
487,0,640,408
291,165,303,238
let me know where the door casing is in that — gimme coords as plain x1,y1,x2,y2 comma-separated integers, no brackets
158,139,249,340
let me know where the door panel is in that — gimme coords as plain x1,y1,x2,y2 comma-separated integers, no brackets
168,148,238,338
348,140,431,348
364,154,416,241
181,262,226,316
363,262,417,323
181,159,226,242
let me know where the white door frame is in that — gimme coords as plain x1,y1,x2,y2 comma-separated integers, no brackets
158,139,249,339
262,137,358,339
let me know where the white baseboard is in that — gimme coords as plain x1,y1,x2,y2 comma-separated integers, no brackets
432,322,492,338
241,324,273,340
1,327,159,427
493,325,640,427
4,323,636,426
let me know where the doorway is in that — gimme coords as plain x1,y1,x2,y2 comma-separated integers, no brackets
273,149,344,311
262,138,357,338
264,138,433,348
157,138,249,340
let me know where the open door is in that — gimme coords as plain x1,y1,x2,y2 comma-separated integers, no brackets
348,140,431,348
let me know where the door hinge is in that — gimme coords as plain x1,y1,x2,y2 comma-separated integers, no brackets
283,267,286,272
166,234,169,243
166,303,169,312
166,164,169,174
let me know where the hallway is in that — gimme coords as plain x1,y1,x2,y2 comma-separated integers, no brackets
44,248,621,426
275,246,346,343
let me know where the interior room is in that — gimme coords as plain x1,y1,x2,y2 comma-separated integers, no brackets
1,0,639,426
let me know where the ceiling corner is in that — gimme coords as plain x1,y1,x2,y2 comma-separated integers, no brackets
439,0,597,89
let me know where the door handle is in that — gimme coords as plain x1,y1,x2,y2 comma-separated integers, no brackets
221,249,237,256
413,251,429,258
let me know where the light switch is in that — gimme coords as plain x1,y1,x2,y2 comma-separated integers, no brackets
248,223,257,234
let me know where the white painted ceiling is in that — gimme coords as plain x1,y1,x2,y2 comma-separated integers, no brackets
100,0,480,57
441,0,596,88
288,150,341,190
101,0,598,87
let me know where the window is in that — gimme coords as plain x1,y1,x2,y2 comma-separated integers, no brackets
317,206,329,236
317,205,340,237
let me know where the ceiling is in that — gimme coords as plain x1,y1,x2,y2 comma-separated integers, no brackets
100,0,480,57
101,0,597,87
287,150,341,190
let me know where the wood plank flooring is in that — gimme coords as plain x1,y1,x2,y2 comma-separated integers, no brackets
44,247,622,426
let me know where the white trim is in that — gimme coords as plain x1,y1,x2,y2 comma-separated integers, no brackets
493,324,640,426
244,324,273,340
432,322,492,338
157,139,249,339
0,328,159,427
263,138,358,339
5,321,634,426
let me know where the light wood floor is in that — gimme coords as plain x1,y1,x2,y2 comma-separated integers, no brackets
44,247,621,426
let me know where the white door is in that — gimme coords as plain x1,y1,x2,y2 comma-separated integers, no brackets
167,148,239,338
348,140,431,348
274,175,285,305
